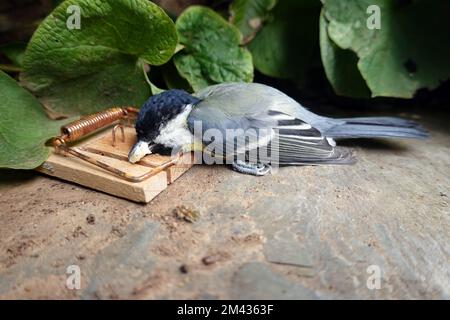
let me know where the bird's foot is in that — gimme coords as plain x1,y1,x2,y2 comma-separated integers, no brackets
232,160,271,176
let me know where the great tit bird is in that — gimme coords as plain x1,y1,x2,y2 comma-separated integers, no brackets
128,82,427,175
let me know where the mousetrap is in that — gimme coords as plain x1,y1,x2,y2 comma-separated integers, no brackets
36,107,194,203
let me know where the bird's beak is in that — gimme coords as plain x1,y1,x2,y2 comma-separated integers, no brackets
128,140,154,164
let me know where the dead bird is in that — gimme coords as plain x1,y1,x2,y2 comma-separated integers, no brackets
128,82,428,175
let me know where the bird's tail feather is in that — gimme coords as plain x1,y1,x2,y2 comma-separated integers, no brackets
325,117,429,139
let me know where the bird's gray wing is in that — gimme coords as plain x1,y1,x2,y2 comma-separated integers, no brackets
189,83,352,164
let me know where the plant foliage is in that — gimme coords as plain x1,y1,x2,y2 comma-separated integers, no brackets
21,0,178,117
0,71,67,169
0,0,449,169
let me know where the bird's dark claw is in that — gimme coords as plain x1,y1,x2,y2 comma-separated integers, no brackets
232,160,271,176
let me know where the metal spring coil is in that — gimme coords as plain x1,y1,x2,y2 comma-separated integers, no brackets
61,107,127,142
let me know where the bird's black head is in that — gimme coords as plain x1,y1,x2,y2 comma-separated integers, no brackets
128,89,200,163
135,89,200,142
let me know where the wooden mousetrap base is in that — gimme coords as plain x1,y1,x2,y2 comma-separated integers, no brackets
37,127,194,203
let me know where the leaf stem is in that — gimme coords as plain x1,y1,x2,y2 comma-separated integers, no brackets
140,60,165,95
0,64,23,73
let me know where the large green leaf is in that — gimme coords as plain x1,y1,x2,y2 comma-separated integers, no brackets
21,0,178,117
230,0,277,44
0,71,65,169
248,0,321,82
323,0,450,98
319,10,370,98
174,6,253,92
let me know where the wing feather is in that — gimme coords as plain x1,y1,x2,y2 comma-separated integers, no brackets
189,83,353,165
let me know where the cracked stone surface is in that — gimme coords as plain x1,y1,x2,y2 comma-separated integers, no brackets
0,110,449,299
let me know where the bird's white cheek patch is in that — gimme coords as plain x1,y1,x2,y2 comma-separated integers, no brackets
154,127,193,149
153,104,194,149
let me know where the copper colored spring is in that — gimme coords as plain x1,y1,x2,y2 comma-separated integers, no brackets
61,108,130,142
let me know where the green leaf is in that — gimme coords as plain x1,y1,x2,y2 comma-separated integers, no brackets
248,0,321,82
21,0,178,117
174,6,253,92
230,0,277,44
319,10,370,98
323,0,450,98
0,71,65,169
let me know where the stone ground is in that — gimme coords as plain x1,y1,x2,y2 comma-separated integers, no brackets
0,109,449,299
